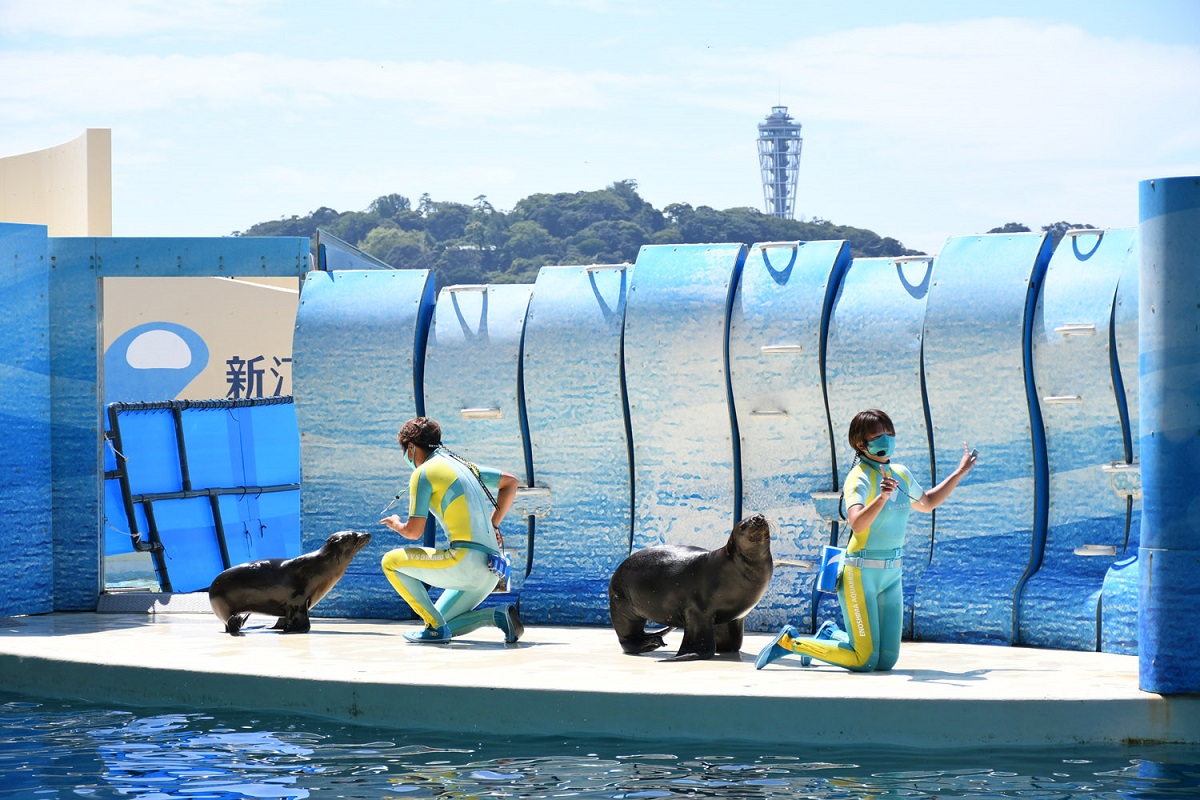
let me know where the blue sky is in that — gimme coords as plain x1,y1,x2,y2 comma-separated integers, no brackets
2,0,1197,254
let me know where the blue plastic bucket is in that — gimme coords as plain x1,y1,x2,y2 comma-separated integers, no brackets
817,546,845,593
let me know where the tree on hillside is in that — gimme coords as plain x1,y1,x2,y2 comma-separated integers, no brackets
370,194,411,217
422,201,473,242
361,227,433,269
1042,221,1096,250
571,219,648,263
235,180,919,287
987,221,1097,251
233,206,342,238
987,222,1032,234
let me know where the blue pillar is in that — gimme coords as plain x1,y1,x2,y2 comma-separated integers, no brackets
1138,176,1200,693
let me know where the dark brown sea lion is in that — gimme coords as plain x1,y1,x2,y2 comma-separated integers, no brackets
208,530,371,635
607,513,772,661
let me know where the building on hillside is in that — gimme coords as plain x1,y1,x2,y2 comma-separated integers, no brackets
757,105,803,219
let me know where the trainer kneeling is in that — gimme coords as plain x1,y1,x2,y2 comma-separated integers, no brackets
380,416,524,644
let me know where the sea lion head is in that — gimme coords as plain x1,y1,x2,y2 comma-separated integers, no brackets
323,529,372,562
727,513,771,561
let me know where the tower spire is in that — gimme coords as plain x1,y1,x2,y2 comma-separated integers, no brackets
757,105,803,219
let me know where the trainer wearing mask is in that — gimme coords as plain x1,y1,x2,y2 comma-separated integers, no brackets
757,408,976,672
380,416,523,644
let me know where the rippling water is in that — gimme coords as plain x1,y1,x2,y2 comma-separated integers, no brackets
1,690,1197,799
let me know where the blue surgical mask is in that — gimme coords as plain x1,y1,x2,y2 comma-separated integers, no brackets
402,445,416,470
866,434,895,459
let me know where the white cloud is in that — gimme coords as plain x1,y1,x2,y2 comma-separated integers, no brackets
1,9,1195,252
688,19,1200,162
0,50,642,123
650,18,1200,249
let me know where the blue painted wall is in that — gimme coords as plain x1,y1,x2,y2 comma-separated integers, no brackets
1100,240,1141,655
0,224,52,617
1022,229,1136,650
423,282,534,606
623,244,746,551
0,234,309,615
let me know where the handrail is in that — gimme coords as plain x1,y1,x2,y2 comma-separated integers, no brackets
1054,324,1096,336
129,483,299,505
1101,462,1141,500
460,407,503,420
1074,544,1118,557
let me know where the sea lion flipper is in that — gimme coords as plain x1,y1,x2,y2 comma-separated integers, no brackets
615,627,667,654
225,613,250,636
609,589,667,653
668,619,716,661
714,618,746,652
636,631,668,653
280,604,311,634
634,624,673,653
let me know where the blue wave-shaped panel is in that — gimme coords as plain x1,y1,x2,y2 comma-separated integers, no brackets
520,265,632,623
729,240,849,633
293,268,435,620
914,233,1051,645
1021,229,1135,650
623,244,746,551
824,254,934,637
1100,235,1141,654
423,282,533,601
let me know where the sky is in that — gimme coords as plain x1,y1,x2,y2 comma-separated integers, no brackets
1,0,1198,255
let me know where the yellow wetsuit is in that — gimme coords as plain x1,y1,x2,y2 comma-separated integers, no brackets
380,449,502,634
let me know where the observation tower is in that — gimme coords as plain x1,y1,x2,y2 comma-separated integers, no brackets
757,105,803,219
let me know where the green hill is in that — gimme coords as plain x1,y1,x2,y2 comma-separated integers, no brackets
234,179,920,285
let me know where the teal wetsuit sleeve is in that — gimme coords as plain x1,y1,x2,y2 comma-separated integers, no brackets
408,467,433,518
476,464,502,492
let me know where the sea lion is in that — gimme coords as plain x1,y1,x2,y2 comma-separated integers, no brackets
208,530,372,635
607,513,772,661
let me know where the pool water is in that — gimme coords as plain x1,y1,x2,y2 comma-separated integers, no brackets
2,690,1197,799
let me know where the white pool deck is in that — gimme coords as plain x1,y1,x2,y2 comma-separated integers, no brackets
1,607,1197,749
